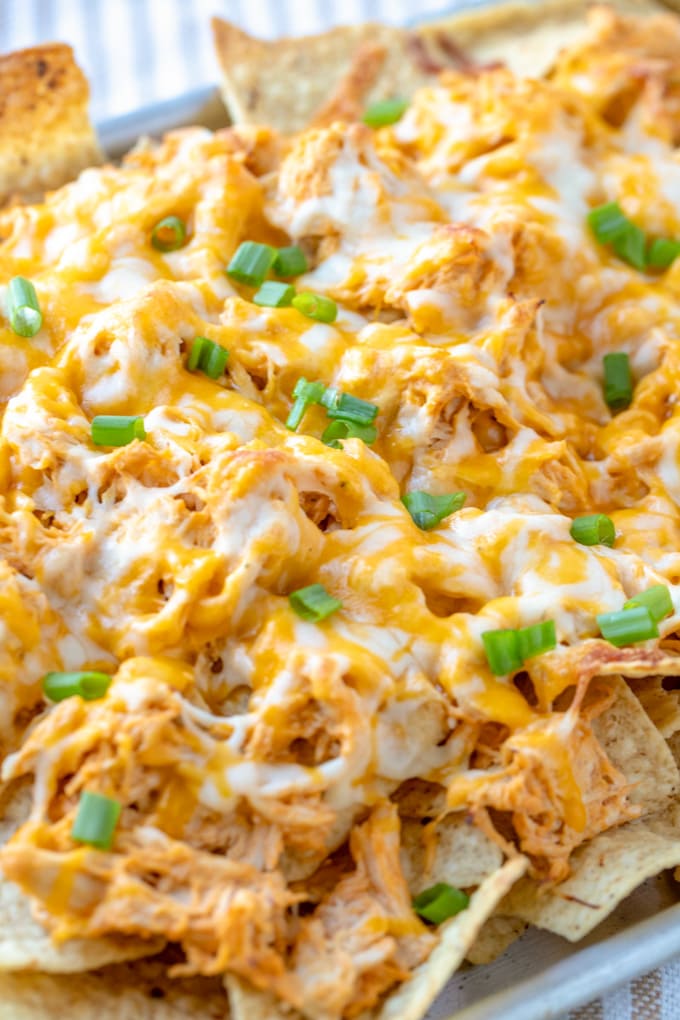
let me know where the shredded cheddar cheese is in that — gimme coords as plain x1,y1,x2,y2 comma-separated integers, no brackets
2,8,680,1016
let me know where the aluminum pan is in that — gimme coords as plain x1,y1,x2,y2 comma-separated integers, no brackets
94,6,680,1017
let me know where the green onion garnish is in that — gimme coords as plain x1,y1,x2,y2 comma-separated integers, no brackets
71,791,121,850
570,514,616,547
647,237,680,270
292,291,337,323
227,241,277,287
289,583,342,622
517,620,557,661
7,276,42,337
322,419,377,448
286,377,326,431
320,388,378,424
91,415,146,447
150,216,187,253
482,629,523,675
587,202,646,270
588,202,629,244
187,337,229,379
402,491,466,530
273,245,308,278
603,352,633,412
623,584,673,623
43,671,111,703
412,883,469,924
253,281,295,308
363,98,409,129
597,605,659,647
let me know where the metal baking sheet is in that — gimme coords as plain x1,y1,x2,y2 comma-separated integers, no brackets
94,7,680,1017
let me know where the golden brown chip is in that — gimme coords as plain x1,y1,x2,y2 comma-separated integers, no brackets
0,43,101,202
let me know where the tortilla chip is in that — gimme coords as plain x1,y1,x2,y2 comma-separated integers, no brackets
0,782,162,972
212,1,670,134
211,19,437,135
0,43,101,202
630,676,680,739
0,957,229,1019
400,813,504,894
464,914,527,965
226,857,527,1020
502,801,680,940
592,676,679,812
420,0,669,78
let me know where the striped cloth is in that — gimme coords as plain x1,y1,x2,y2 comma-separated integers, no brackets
0,2,677,1019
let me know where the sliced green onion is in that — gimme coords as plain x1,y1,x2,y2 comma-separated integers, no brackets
321,419,377,448
587,202,646,270
201,342,229,380
588,202,629,244
402,491,466,530
482,629,523,675
623,584,673,623
597,605,659,647
292,291,337,323
612,223,647,271
253,281,295,308
603,352,633,412
647,237,680,270
227,241,277,287
7,276,42,337
273,245,308,278
320,388,378,424
187,335,208,372
43,670,111,703
412,883,469,924
286,377,326,431
289,583,342,622
363,98,409,128
517,620,557,661
570,514,616,547
187,337,229,379
71,791,121,850
150,215,187,252
91,415,146,447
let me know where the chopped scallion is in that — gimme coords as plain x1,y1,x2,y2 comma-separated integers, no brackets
43,671,111,703
91,415,146,447
292,291,337,323
71,791,121,850
363,98,409,128
289,583,342,622
7,276,42,337
186,337,229,379
623,584,673,623
286,377,325,431
482,629,523,675
587,202,646,270
603,352,633,412
227,241,277,287
320,388,378,424
321,419,377,448
570,514,616,547
253,281,295,308
402,491,466,530
151,215,187,252
273,245,308,278
517,620,557,661
647,237,680,270
597,605,658,647
412,883,469,924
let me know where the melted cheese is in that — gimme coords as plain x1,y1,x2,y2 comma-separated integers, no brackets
2,16,680,1011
